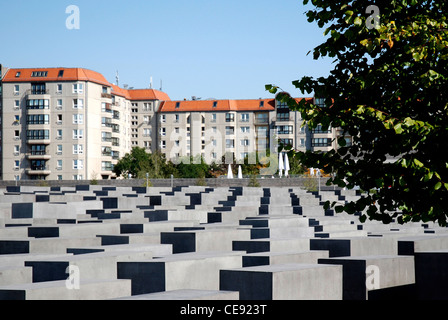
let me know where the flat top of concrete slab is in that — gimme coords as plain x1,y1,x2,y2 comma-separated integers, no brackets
25,250,154,262
0,279,129,290
224,263,340,273
149,251,245,262
113,289,238,300
244,250,328,257
320,255,412,261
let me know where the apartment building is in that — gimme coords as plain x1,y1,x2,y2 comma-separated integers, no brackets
0,66,169,181
0,65,345,181
157,95,343,164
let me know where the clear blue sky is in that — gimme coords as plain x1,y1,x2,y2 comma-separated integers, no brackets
0,0,333,101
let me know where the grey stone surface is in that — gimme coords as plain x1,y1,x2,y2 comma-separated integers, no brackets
0,185,447,300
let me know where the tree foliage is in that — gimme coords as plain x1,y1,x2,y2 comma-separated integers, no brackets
113,147,177,179
268,1,448,225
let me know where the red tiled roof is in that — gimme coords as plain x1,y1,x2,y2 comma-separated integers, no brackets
3,67,171,101
159,99,276,113
3,67,111,86
127,89,171,101
158,98,311,113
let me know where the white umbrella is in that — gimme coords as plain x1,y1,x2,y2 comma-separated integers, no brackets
227,164,233,179
284,153,290,177
278,152,284,178
238,165,243,179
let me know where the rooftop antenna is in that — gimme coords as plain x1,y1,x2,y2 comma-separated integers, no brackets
116,71,119,86
160,79,163,91
150,76,153,89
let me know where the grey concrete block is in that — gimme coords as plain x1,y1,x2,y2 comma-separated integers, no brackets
220,263,343,300
318,255,415,300
113,289,239,300
310,236,397,257
233,238,310,254
414,250,448,300
0,279,132,300
243,250,329,267
161,229,251,253
118,251,243,295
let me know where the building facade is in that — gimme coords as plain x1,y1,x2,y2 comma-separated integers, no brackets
0,65,345,181
0,67,169,181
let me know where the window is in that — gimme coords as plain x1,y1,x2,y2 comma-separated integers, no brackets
73,83,84,94
73,175,84,181
143,128,151,137
102,161,113,171
73,114,83,125
31,71,48,77
160,128,166,137
312,138,332,147
312,125,332,134
300,138,305,147
226,139,235,148
30,145,46,156
14,85,20,95
73,129,84,140
57,99,63,109
58,70,64,78
14,100,20,109
73,144,84,155
226,113,235,122
211,114,217,122
213,101,218,108
276,126,293,135
73,159,84,170
73,99,83,109
26,114,50,125
15,72,21,78
14,115,20,124
175,102,180,109
102,132,112,142
226,126,235,135
161,141,166,149
160,115,166,123
241,114,250,122
26,130,49,140
241,139,250,147
14,160,20,170
27,99,49,110
57,160,63,170
143,103,152,111
57,145,63,155
31,83,46,95
241,127,250,134
259,101,265,108
279,139,293,147
174,114,179,123
56,84,63,93
57,175,63,181
14,145,20,156
57,114,63,124
56,129,63,139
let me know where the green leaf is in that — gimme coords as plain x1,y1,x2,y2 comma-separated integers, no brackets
434,182,442,191
354,17,363,26
413,159,424,168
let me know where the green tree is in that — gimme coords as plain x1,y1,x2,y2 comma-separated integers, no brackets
176,155,211,179
114,147,178,179
268,1,448,225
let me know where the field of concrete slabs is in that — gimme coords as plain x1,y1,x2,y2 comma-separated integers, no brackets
0,185,447,300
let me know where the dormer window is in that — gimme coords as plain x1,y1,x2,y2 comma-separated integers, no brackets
58,70,64,77
31,71,48,77
15,72,21,78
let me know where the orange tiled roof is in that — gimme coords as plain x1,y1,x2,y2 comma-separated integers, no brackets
3,67,171,101
3,67,111,86
159,99,277,113
127,89,171,101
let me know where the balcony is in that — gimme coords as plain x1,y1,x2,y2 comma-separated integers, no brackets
27,166,51,176
254,117,269,125
27,152,52,161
